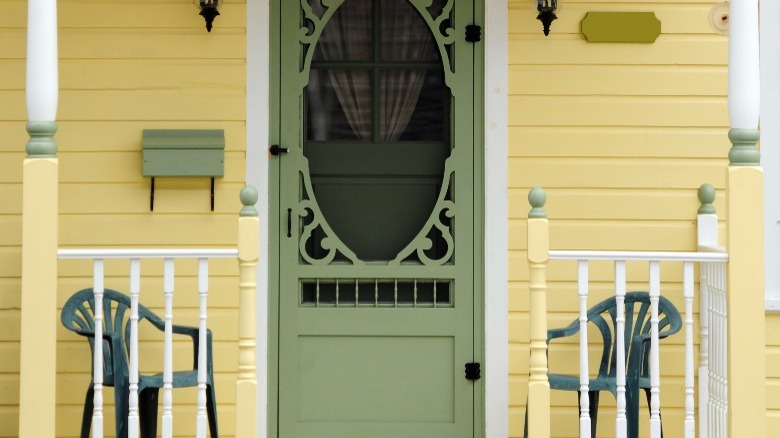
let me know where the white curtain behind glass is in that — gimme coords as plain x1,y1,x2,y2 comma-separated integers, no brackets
312,0,439,141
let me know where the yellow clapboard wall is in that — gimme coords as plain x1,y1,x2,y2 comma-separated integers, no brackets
507,0,780,437
3,0,779,437
1,1,247,436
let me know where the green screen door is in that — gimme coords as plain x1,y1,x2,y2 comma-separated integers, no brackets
272,0,482,436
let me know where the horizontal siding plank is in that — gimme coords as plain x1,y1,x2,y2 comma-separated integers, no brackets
769,379,780,410
0,276,239,310
53,404,236,438
55,372,238,406
0,217,20,246
0,343,20,373
60,181,247,214
0,121,247,153
509,65,726,96
0,185,20,214
509,95,728,127
59,215,238,246
508,158,726,189
0,59,245,91
0,248,21,279
509,36,727,66
767,315,780,346
508,252,709,284
57,309,239,341
0,279,20,309
0,90,245,122
509,219,699,251
0,312,19,341
0,153,23,183
509,126,731,158
508,281,701,313
56,276,239,309
57,341,238,373
0,29,246,60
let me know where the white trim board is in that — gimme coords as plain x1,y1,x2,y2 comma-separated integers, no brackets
761,1,780,311
246,0,509,435
246,0,270,436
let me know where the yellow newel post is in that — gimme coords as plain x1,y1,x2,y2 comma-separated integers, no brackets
19,148,58,438
236,185,259,438
725,133,767,437
725,0,767,435
19,0,59,435
526,187,550,438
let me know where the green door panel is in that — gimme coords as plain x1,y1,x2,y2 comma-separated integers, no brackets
271,0,483,436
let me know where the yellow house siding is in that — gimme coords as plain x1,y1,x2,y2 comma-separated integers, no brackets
0,2,25,436
767,316,780,432
2,1,247,436
506,0,746,436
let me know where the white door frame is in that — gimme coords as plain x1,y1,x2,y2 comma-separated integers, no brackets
245,0,508,435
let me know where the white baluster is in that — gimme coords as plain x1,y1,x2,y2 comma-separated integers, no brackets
718,262,729,438
128,259,141,438
578,260,591,438
710,264,727,437
699,262,710,438
708,262,720,438
92,259,104,438
614,260,627,438
162,259,174,437
683,262,695,438
648,261,661,438
196,258,209,438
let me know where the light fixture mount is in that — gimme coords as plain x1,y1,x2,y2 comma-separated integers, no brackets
537,0,558,36
196,0,222,33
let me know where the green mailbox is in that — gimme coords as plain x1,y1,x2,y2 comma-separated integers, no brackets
142,129,225,211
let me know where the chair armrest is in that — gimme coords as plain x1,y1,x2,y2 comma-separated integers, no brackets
547,321,581,344
170,324,213,370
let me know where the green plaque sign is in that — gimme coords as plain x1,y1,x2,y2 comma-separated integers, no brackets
580,12,661,43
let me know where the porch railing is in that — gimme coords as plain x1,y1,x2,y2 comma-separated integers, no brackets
525,185,729,438
56,186,260,438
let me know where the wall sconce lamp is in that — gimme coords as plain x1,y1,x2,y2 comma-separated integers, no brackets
537,0,558,36
196,0,222,32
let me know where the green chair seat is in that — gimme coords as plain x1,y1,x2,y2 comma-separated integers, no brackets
61,288,218,438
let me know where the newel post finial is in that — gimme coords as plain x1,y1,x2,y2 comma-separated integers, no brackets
698,184,717,214
528,186,547,218
239,185,259,217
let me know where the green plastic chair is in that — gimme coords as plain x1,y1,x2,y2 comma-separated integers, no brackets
61,288,218,438
524,291,682,438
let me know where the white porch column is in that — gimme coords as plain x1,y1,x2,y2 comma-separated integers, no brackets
18,0,59,436
725,1,767,437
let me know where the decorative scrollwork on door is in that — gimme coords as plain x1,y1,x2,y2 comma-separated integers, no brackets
391,158,456,266
296,168,363,265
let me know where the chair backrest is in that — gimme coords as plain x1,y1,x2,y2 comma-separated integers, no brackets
585,291,682,381
61,288,164,382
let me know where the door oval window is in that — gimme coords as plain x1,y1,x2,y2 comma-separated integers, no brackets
303,0,452,262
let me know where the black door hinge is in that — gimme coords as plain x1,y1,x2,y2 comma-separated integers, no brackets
465,362,481,381
465,25,481,43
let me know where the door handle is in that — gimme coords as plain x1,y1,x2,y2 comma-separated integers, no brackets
287,208,292,238
269,145,289,156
